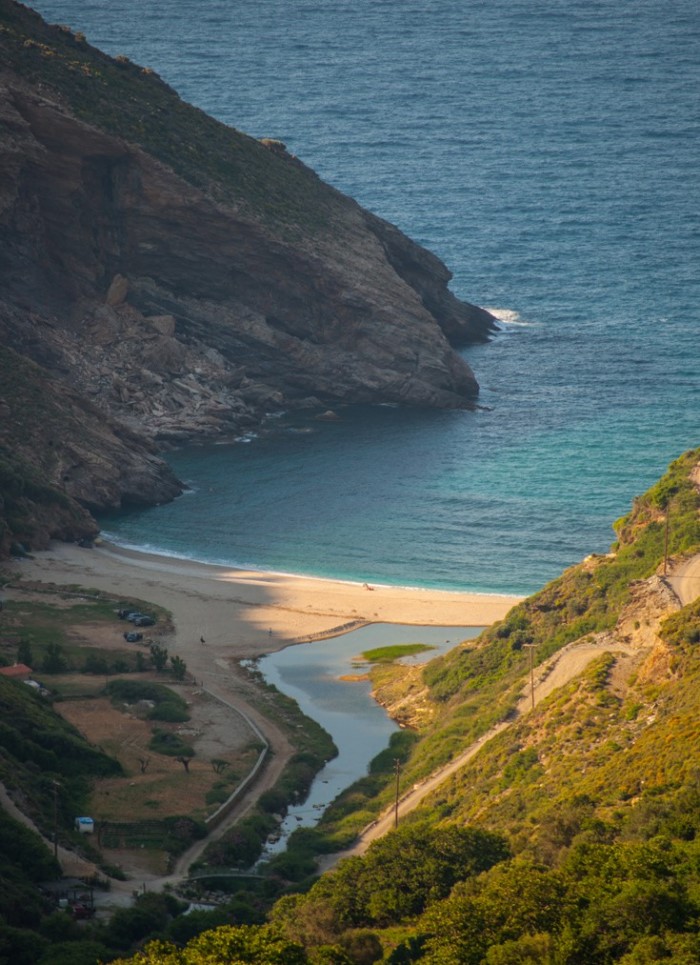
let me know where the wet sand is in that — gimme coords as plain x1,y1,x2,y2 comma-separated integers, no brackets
13,540,523,661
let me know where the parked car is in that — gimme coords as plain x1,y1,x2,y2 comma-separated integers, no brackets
124,631,143,643
134,615,155,627
126,612,145,622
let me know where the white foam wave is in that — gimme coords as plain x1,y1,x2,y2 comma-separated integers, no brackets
98,535,521,597
485,307,533,326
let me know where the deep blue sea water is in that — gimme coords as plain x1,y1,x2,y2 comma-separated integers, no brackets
32,0,700,595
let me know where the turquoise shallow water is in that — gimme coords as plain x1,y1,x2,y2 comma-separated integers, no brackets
32,0,700,595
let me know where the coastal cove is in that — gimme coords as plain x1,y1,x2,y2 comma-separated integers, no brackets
12,541,521,856
34,0,700,596
3,0,700,957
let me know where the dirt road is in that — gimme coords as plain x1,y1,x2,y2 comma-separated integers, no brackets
668,553,700,606
319,634,641,869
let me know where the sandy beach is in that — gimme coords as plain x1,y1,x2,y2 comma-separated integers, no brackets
13,540,523,663
5,540,523,882
9,538,523,788
9,539,521,774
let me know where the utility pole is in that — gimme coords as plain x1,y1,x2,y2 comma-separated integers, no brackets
523,644,536,711
394,758,401,828
52,780,60,862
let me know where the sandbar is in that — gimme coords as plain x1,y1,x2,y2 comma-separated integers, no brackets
11,540,523,663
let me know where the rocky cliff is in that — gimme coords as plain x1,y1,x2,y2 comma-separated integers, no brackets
0,0,497,553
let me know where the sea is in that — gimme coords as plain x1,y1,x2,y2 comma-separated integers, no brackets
31,0,700,596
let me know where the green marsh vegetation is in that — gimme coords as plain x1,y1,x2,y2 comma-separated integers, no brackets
360,644,435,663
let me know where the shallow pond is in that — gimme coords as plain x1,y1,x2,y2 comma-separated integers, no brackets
257,623,480,853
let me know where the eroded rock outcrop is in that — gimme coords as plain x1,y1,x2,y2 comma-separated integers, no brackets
0,0,497,550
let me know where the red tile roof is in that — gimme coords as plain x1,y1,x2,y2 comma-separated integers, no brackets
0,663,33,678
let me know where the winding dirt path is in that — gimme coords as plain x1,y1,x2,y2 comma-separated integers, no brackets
668,553,700,607
323,549,700,869
319,635,642,869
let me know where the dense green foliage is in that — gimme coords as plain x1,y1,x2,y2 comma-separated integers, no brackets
106,678,190,722
273,826,509,935
0,675,119,939
3,446,700,963
413,840,700,964
111,924,308,964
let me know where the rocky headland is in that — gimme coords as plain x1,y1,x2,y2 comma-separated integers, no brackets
0,0,497,554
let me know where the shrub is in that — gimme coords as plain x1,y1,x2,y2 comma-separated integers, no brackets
148,701,189,723
149,729,194,758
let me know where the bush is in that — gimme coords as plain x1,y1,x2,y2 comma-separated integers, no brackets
148,701,189,723
106,679,189,721
82,654,111,675
149,729,194,758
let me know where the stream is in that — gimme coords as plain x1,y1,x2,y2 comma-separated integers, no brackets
256,623,480,854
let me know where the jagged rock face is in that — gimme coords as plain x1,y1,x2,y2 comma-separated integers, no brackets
0,341,183,555
0,0,497,550
0,84,491,417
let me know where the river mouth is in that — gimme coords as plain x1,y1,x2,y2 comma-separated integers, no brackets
256,624,481,854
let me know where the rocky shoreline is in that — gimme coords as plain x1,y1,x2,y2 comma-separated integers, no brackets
0,0,497,553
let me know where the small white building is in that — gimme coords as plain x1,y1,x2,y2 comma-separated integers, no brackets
74,817,94,835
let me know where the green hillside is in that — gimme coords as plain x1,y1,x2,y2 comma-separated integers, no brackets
117,447,700,964
0,674,120,931
3,448,700,963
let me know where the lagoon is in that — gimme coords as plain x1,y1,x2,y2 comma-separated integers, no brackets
257,623,480,852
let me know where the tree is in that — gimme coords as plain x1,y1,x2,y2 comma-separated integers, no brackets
16,639,32,666
171,655,187,680
37,939,114,965
176,756,192,773
149,643,169,672
211,758,229,775
105,892,183,952
0,923,49,965
308,824,510,928
110,924,308,963
83,654,110,675
41,642,68,673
